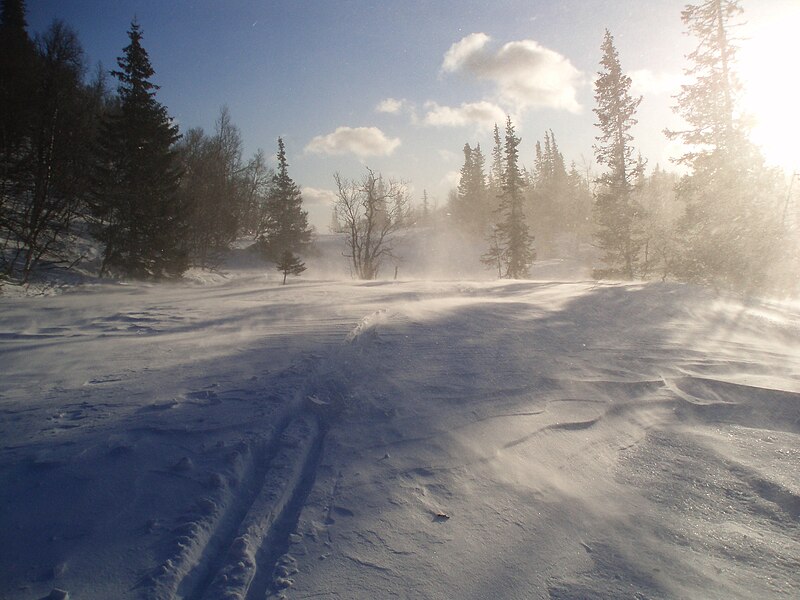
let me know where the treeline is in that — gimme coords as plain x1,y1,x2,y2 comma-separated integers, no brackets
446,0,797,294
0,1,310,283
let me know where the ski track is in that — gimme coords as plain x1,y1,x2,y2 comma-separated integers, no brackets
3,277,800,599
141,297,379,600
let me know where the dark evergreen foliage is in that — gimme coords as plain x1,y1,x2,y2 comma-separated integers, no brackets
258,137,312,261
92,20,186,279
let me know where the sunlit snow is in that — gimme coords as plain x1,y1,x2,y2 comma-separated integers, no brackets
1,236,799,599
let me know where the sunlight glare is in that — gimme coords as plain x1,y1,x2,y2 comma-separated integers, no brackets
739,8,800,172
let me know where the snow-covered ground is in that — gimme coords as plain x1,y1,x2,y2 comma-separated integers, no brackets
1,237,799,599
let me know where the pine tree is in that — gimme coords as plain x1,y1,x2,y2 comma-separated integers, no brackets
667,0,793,291
93,20,186,279
592,29,644,279
259,137,312,260
668,0,743,159
487,123,504,216
483,117,535,278
453,142,488,235
276,249,305,284
530,130,569,258
666,0,785,291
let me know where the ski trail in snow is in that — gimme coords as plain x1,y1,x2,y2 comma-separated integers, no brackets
145,303,395,600
198,416,322,600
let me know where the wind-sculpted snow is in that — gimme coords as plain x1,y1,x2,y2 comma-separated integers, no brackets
1,271,799,599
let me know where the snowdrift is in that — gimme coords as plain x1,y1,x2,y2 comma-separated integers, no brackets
1,262,798,599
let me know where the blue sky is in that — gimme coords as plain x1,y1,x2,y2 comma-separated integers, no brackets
25,1,800,227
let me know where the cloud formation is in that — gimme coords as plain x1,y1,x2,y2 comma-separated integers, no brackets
442,33,583,113
305,126,401,158
302,186,337,207
423,100,506,128
376,98,409,114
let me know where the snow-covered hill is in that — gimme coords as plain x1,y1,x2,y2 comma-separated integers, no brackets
1,249,798,599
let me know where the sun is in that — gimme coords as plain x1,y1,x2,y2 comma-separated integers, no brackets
738,7,800,173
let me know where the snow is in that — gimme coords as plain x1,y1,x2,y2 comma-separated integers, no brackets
1,237,799,599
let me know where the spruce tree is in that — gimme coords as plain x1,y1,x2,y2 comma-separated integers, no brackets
93,20,185,279
259,137,312,260
453,142,488,235
530,130,569,258
483,117,535,278
592,29,644,279
666,0,784,291
487,123,504,216
276,249,305,284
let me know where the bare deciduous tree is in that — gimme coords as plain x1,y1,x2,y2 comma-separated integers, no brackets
333,167,408,280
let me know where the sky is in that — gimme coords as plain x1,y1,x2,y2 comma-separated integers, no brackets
24,0,800,228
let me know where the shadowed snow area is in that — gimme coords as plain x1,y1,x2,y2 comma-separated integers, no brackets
1,261,799,598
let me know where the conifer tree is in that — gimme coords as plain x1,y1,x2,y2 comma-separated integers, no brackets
93,20,186,279
259,137,312,260
453,142,488,235
487,123,504,215
530,130,569,257
276,249,305,284
483,117,535,278
666,0,784,291
592,29,644,279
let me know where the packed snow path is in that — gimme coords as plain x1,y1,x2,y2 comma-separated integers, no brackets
1,273,799,599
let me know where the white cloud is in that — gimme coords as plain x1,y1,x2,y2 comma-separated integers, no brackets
442,33,583,113
376,98,408,114
302,186,337,207
424,102,506,127
423,100,506,128
628,69,682,96
305,126,401,158
442,33,491,72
